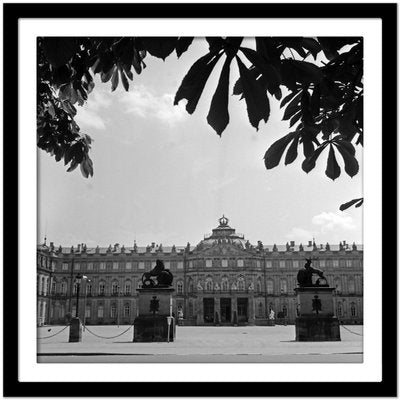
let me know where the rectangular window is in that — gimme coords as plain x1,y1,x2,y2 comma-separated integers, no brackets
188,261,193,269
126,262,132,270
333,260,339,268
85,306,91,318
206,259,212,268
87,262,93,270
237,259,244,267
177,261,183,270
99,262,106,270
164,261,170,269
256,260,261,268
266,261,272,268
346,259,352,267
98,306,104,318
62,263,69,271
319,260,325,268
113,262,118,270
75,263,80,270
138,262,145,270
221,259,228,267
293,260,299,268
279,260,285,268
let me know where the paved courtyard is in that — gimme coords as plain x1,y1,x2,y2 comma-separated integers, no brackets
37,324,363,363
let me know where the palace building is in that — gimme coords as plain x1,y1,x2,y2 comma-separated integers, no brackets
37,216,363,326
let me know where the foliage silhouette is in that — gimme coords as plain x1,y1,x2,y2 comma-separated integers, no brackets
37,36,363,207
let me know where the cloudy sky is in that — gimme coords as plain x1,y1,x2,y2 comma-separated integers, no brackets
38,38,363,248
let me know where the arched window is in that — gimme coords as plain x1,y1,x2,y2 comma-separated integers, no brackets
110,304,117,318
205,277,213,291
334,277,342,293
124,304,130,317
237,276,245,291
85,304,91,318
337,302,343,317
125,280,131,296
61,281,67,295
99,281,106,296
112,281,119,296
51,281,56,294
41,276,46,295
221,277,229,291
177,281,184,295
97,304,104,318
256,279,262,293
188,279,194,293
350,303,357,317
86,282,92,295
73,282,78,295
267,279,274,294
348,277,355,294
280,279,287,294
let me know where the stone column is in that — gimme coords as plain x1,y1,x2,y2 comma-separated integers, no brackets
248,296,255,325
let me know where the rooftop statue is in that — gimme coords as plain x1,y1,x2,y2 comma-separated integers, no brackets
141,259,173,288
297,258,328,287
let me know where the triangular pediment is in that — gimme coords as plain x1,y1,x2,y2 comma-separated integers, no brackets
193,242,251,257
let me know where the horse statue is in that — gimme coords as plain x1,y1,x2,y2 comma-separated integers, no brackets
141,259,173,288
297,258,328,287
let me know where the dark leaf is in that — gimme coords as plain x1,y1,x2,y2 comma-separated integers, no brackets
42,38,78,67
310,84,321,117
236,56,270,130
67,160,79,172
176,37,194,58
280,89,302,109
141,37,178,60
264,132,296,169
301,143,328,173
289,111,302,128
325,144,341,180
282,94,301,120
334,142,359,177
119,67,129,91
339,198,363,211
207,56,232,136
111,67,119,91
100,66,115,83
302,137,315,158
284,135,299,165
301,38,322,59
174,51,223,114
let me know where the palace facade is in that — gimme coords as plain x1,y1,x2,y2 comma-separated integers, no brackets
37,216,363,326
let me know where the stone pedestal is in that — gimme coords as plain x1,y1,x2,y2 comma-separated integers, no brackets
133,288,176,342
68,317,82,342
295,287,340,341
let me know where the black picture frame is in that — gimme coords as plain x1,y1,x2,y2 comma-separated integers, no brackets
3,2,397,397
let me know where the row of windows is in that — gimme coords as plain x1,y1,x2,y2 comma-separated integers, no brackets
71,304,132,319
60,258,361,271
61,260,184,271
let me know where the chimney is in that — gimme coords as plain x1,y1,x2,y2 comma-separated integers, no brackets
290,241,295,247
77,244,81,252
343,240,346,246
151,242,155,248
308,241,312,247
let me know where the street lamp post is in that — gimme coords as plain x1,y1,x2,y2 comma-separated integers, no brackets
68,273,89,342
83,278,91,331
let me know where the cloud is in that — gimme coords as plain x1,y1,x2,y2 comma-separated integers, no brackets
119,85,187,125
312,211,356,232
75,108,106,130
75,89,112,130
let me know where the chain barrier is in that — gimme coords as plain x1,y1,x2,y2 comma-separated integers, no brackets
37,324,70,339
341,325,363,336
84,323,134,339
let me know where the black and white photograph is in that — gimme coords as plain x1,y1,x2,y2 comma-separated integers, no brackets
3,2,397,397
